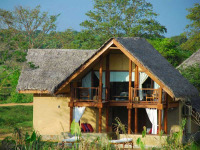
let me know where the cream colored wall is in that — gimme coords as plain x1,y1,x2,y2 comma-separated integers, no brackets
33,95,70,135
120,134,167,147
93,53,144,71
167,101,182,134
80,107,106,132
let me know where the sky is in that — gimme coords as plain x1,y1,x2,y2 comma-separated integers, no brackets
0,0,199,37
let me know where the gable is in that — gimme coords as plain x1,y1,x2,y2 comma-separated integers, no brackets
54,37,199,99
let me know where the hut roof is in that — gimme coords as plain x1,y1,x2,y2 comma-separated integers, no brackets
177,49,200,69
190,97,200,113
17,49,97,93
17,37,199,99
113,37,198,99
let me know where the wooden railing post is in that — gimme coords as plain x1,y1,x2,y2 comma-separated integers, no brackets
106,54,110,101
98,57,103,133
129,59,132,103
158,87,162,134
99,57,103,102
134,65,139,134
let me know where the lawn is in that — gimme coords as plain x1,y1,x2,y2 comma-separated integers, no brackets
0,106,33,137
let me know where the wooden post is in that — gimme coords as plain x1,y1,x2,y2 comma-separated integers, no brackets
158,88,162,134
91,69,94,99
135,108,138,133
128,109,132,134
164,94,168,134
106,107,109,132
129,59,132,102
158,88,162,103
70,107,73,131
106,55,110,101
158,109,162,134
69,83,74,131
99,108,102,133
134,65,139,134
135,65,139,89
99,57,103,102
164,108,168,134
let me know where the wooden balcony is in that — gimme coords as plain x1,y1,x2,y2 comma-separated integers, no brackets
131,88,166,104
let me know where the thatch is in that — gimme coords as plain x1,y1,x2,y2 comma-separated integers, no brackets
17,49,97,92
177,49,200,69
17,37,199,100
114,37,199,99
190,97,200,113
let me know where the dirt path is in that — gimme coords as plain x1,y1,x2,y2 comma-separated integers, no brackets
0,103,33,107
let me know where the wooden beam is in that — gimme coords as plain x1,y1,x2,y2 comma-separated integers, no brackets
168,102,179,108
164,108,168,134
106,107,109,132
132,103,165,109
70,107,73,131
99,108,102,133
55,40,114,94
99,57,103,102
109,47,119,49
158,109,162,134
91,69,94,99
129,59,132,102
113,39,174,99
107,101,129,107
135,108,138,133
135,65,139,89
128,109,132,134
158,88,162,103
106,54,110,101
73,102,103,107
18,90,49,94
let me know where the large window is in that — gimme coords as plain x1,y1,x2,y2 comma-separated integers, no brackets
110,71,134,101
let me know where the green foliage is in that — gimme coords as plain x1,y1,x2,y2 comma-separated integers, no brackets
136,126,146,150
148,38,192,67
1,128,55,150
0,106,33,134
28,62,39,69
162,119,190,149
113,117,127,139
171,33,188,46
70,120,81,137
179,64,200,92
181,3,200,51
0,5,59,49
80,0,166,41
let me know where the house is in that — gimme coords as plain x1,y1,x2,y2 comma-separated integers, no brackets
17,37,199,145
177,49,200,69
177,49,200,135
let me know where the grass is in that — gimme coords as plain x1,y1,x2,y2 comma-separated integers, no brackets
0,106,33,135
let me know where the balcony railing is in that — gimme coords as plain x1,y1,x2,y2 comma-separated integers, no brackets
74,87,107,102
131,88,166,103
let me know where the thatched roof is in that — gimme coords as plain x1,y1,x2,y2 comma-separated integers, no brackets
17,37,199,99
17,49,97,92
190,97,200,113
177,49,200,69
113,37,199,99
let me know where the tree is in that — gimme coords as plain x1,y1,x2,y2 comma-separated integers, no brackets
179,64,200,92
80,0,167,41
0,5,59,49
148,38,192,67
181,3,200,51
